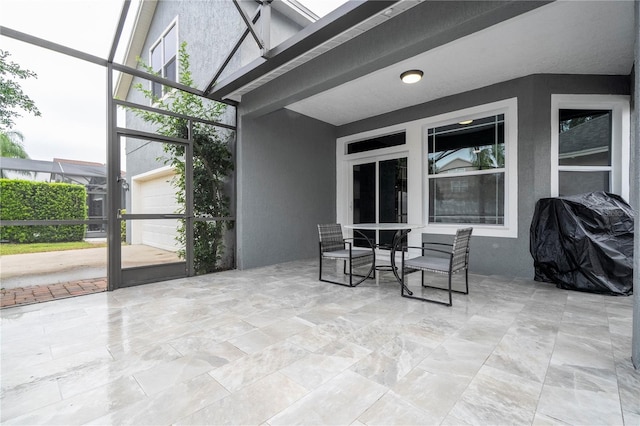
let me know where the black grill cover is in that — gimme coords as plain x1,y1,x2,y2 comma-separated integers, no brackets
530,192,634,296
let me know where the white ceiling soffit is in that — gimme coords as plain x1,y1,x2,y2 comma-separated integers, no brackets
273,0,320,25
286,0,635,126
225,0,421,101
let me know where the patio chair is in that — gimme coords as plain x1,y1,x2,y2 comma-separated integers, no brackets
318,224,376,287
400,227,473,306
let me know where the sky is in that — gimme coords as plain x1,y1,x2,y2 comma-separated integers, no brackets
0,0,347,166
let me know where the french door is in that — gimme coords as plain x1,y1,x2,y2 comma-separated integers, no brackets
351,155,407,248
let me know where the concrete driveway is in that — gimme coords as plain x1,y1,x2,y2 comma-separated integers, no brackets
0,245,181,289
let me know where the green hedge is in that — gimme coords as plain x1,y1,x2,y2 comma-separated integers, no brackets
0,179,88,243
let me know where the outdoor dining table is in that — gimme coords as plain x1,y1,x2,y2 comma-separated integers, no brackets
344,223,424,293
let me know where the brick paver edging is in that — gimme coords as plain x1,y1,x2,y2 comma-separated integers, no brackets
0,278,107,309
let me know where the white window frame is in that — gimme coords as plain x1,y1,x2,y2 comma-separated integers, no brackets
348,150,409,224
337,123,422,249
551,94,630,201
149,18,179,100
336,98,518,240
423,98,518,238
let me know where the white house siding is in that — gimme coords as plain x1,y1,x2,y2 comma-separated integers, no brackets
131,166,181,252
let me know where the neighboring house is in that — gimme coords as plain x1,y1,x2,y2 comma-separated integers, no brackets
437,158,476,174
0,157,112,237
52,158,111,238
117,0,636,280
115,0,311,254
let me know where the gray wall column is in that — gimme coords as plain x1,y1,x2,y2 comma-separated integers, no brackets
237,109,336,269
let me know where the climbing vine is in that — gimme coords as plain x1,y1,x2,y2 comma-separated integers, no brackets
131,42,234,273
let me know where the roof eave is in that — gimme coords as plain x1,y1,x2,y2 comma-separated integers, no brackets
114,0,158,100
206,0,399,102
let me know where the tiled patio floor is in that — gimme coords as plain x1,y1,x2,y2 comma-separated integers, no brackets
1,259,638,425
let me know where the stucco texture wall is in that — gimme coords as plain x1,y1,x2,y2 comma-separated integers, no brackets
237,109,336,269
123,0,302,181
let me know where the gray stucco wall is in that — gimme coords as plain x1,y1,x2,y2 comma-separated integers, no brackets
237,109,336,269
124,0,303,182
338,73,630,279
124,0,242,183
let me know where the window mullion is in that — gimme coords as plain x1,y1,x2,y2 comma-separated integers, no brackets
558,165,612,172
429,168,506,179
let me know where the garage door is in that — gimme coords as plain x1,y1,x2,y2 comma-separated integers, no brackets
131,167,182,252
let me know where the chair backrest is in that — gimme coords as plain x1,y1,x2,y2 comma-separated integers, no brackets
318,224,345,253
451,227,473,272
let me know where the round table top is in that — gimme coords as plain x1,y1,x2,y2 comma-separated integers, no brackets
344,223,424,230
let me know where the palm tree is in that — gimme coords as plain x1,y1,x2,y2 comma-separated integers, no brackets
1,130,31,178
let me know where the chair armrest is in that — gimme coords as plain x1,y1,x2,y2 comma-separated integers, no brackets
344,237,367,245
422,241,453,248
405,245,451,256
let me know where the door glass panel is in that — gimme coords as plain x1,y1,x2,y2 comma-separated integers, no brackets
123,139,185,269
121,219,182,270
379,158,407,248
353,162,376,247
192,124,236,274
352,157,408,248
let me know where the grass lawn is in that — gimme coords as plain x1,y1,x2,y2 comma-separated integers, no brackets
0,241,107,256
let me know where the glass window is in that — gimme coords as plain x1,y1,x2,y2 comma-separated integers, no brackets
150,22,178,99
557,109,612,196
559,171,609,196
426,114,505,225
164,25,177,62
429,174,504,224
347,132,405,154
552,95,630,200
559,110,611,166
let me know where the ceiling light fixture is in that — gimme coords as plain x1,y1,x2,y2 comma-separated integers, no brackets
459,120,473,125
400,69,423,84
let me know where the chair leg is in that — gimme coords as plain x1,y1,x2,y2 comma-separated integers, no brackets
402,268,453,306
421,272,468,296
464,267,469,294
401,259,411,296
320,257,374,287
349,257,377,286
